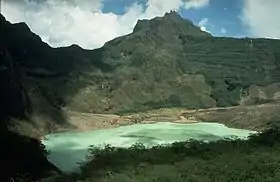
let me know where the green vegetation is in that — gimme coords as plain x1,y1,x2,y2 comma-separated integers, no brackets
46,123,280,182
3,11,280,118
66,14,280,113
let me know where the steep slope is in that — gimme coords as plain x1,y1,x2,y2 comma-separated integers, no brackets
2,11,280,120
68,11,280,114
1,13,112,135
0,15,61,181
2,11,280,121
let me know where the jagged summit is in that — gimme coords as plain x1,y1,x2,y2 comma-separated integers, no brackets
133,10,211,37
163,10,184,20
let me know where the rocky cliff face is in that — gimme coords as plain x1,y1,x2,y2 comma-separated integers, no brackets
68,12,280,114
2,12,280,120
1,14,109,133
0,15,61,181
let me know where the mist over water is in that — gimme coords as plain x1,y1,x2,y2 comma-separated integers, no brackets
42,122,256,172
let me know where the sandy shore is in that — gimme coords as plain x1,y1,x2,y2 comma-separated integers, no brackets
42,102,280,137
37,102,280,139
55,110,199,133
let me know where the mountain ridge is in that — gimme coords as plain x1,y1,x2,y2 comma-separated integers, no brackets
132,10,211,38
1,12,280,127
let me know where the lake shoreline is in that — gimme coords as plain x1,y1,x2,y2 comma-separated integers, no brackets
42,121,256,172
42,118,199,138
38,102,279,139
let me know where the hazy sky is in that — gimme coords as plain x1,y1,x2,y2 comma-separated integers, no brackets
2,0,280,49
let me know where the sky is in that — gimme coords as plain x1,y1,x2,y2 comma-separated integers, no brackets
2,0,280,49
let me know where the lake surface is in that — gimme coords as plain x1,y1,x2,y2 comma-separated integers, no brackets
42,122,256,172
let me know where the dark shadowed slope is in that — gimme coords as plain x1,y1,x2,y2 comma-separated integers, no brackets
1,13,112,133
0,15,61,181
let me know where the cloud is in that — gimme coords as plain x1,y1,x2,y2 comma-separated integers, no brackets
241,0,280,39
198,17,210,33
184,0,210,9
2,0,211,49
221,28,227,34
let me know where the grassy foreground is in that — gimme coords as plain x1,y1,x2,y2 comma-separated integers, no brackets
44,123,280,182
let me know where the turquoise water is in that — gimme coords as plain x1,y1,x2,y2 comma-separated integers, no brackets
42,122,256,172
